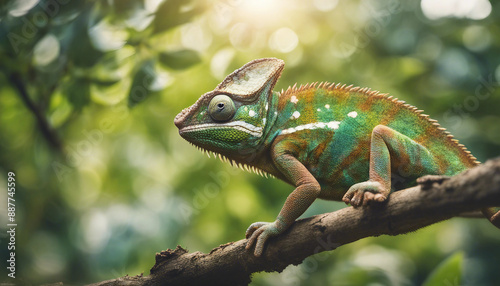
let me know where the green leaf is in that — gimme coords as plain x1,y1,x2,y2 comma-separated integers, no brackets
158,50,201,70
91,78,121,87
48,91,73,128
151,0,203,35
128,58,172,107
128,59,155,108
112,0,144,16
67,11,104,68
423,252,463,286
49,1,87,26
65,78,91,111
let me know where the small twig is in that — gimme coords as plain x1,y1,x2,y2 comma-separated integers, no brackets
9,72,63,151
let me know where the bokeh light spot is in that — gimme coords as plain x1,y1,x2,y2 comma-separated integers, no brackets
229,23,257,51
31,232,66,277
313,0,339,12
8,0,39,17
463,25,491,52
210,48,236,79
421,0,491,20
89,19,128,52
181,22,213,52
81,211,111,253
269,28,299,53
33,34,60,67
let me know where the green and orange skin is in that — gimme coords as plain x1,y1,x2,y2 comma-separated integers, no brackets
174,58,500,257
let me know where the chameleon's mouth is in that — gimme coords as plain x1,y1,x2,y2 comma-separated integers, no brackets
179,121,263,138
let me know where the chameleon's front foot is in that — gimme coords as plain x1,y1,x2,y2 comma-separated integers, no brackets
245,218,286,257
342,181,388,207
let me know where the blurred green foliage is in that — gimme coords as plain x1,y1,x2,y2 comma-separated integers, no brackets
0,0,499,285
423,252,463,286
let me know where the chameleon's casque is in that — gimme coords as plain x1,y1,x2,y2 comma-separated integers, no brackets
174,58,500,256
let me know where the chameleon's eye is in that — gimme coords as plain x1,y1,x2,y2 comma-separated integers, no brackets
208,94,236,122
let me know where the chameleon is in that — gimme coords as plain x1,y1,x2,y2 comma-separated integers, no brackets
174,58,500,257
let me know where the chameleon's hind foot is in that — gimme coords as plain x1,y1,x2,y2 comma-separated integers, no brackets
342,181,388,207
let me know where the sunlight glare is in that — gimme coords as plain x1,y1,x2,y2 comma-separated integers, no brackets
240,0,277,15
313,0,339,12
236,0,285,27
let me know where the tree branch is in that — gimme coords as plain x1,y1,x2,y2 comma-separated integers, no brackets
89,157,500,286
9,72,63,151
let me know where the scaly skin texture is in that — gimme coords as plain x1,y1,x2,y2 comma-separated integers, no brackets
174,58,500,257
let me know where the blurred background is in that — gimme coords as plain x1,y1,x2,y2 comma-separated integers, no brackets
1,0,500,285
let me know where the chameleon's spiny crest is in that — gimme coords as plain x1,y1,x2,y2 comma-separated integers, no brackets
175,58,499,257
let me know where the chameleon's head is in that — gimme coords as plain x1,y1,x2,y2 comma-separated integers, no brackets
174,58,284,160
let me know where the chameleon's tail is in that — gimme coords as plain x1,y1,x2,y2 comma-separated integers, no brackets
482,207,500,229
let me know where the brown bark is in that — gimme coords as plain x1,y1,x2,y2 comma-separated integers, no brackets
88,157,500,286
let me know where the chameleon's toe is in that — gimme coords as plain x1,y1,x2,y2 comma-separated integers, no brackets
246,227,265,255
343,181,387,207
362,191,375,206
351,189,364,207
245,221,282,256
245,222,267,239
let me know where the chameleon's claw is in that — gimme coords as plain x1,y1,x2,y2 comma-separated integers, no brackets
245,221,282,256
245,222,267,238
342,181,387,207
